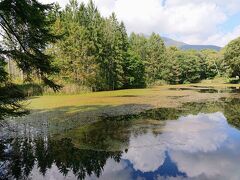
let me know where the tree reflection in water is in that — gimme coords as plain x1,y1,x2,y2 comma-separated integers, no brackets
0,97,240,180
0,137,122,180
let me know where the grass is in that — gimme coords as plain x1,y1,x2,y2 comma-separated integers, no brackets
27,82,240,110
11,82,239,135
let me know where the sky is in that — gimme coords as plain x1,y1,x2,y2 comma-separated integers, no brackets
40,0,240,47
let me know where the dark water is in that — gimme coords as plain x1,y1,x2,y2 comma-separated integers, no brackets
0,91,240,179
169,86,240,93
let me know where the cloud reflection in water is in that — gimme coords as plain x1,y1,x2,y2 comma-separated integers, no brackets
120,112,240,179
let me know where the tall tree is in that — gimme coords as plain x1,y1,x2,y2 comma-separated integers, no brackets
200,49,222,78
0,0,60,119
224,37,240,77
0,0,60,89
50,0,108,91
177,50,201,83
145,33,166,84
100,13,126,90
162,48,202,84
50,1,132,91
123,49,145,88
162,46,181,84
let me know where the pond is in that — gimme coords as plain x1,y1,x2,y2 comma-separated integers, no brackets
0,88,240,180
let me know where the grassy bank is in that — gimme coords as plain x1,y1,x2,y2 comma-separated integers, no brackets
28,83,240,110
10,82,239,134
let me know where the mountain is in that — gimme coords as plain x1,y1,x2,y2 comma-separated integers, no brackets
162,37,221,51
161,37,187,47
180,44,221,51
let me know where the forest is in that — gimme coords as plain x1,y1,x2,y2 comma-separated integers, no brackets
0,0,240,119
36,1,239,89
37,0,238,91
1,1,240,179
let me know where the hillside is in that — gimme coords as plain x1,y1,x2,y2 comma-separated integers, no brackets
161,37,186,47
162,37,221,51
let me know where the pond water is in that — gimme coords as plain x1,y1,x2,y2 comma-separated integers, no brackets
0,89,240,180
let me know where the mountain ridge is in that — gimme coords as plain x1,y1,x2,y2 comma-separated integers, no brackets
162,36,221,51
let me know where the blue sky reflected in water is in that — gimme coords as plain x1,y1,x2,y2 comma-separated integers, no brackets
86,112,240,180
2,112,240,180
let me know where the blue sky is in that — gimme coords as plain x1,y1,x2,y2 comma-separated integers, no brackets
221,12,240,33
40,0,240,46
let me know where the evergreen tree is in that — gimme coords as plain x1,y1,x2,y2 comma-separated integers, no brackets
0,0,60,89
123,49,146,88
0,0,60,119
101,13,125,90
48,1,101,90
162,47,181,84
145,33,166,84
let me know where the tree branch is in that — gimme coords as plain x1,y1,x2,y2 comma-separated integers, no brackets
0,13,28,53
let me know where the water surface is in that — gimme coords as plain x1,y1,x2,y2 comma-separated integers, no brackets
0,89,240,180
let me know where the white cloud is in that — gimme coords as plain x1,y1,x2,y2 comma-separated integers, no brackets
39,0,240,46
120,112,240,179
27,111,240,179
170,147,240,180
122,112,229,173
122,132,166,172
85,159,131,180
39,0,69,7
204,25,240,46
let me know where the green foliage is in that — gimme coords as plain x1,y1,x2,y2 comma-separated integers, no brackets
49,1,99,89
98,13,126,90
50,4,183,90
162,47,181,84
0,0,61,119
0,0,60,90
0,50,28,120
0,137,122,180
123,50,146,88
0,58,7,82
163,48,201,84
18,83,43,96
49,1,147,91
145,33,166,84
1,0,232,108
224,37,240,78
161,47,227,84
200,49,222,78
128,33,166,86
47,0,230,91
0,83,28,120
177,50,201,83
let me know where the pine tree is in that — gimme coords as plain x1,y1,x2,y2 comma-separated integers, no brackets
145,33,166,84
0,0,60,119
